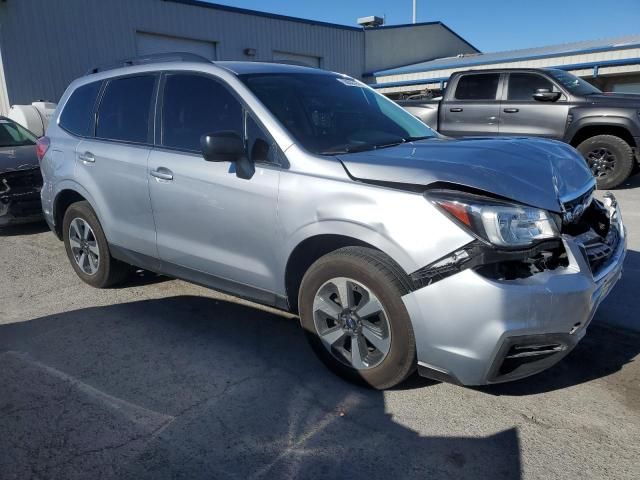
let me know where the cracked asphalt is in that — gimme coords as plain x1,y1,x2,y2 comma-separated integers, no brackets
1,176,639,479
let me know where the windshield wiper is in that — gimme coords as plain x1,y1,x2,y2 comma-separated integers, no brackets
403,135,434,142
319,143,376,155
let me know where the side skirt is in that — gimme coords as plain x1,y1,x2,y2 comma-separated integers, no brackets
109,244,290,311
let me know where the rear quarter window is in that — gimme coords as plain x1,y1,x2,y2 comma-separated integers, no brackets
59,81,102,136
96,75,156,144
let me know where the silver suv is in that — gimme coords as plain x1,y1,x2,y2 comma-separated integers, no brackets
40,54,626,389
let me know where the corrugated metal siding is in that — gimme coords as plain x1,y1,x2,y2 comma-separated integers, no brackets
373,47,640,87
363,23,477,74
0,39,10,114
373,34,640,76
0,0,364,112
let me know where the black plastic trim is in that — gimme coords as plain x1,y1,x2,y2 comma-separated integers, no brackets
109,244,290,311
487,333,578,383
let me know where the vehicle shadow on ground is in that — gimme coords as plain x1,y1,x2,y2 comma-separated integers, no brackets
0,296,521,480
0,220,49,236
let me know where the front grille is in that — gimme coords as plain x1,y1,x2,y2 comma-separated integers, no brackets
561,187,595,225
560,192,619,274
583,226,619,272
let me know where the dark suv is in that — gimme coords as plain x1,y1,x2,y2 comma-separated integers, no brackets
398,68,640,189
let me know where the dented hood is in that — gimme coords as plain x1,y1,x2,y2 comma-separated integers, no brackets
0,145,39,173
337,137,594,213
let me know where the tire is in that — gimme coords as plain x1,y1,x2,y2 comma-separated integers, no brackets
298,246,416,389
62,201,129,288
576,135,634,189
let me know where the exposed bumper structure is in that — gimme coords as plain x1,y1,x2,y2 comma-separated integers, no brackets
0,168,43,227
403,197,626,386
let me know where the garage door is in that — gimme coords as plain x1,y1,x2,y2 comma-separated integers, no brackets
136,32,217,60
272,51,321,68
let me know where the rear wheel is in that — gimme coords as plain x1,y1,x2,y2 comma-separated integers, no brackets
577,135,634,189
299,247,416,389
62,201,129,288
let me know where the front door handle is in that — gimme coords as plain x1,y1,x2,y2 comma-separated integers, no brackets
450,108,463,112
150,168,174,181
503,108,520,113
78,151,95,163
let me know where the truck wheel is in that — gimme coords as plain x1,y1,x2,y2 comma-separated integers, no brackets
298,247,416,389
62,201,129,288
577,135,634,189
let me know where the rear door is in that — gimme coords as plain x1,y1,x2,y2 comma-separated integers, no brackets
75,74,158,257
499,72,569,138
439,72,501,136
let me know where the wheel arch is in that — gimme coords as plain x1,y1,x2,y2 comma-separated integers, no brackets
567,119,637,149
284,233,416,314
52,183,101,240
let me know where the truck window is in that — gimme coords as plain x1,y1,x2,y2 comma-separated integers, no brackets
507,73,556,101
454,74,500,100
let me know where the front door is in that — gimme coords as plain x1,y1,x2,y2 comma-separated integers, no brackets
148,72,281,296
499,72,569,138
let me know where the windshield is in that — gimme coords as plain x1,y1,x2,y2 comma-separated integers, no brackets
546,69,602,96
239,73,437,155
0,118,37,147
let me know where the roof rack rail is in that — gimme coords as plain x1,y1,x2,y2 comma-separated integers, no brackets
86,52,212,75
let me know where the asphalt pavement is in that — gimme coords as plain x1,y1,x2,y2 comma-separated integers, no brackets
1,175,639,479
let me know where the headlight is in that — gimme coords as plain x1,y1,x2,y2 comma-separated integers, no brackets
428,190,560,248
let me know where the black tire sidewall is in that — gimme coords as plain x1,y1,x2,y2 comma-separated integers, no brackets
62,201,116,288
299,251,416,389
577,135,634,189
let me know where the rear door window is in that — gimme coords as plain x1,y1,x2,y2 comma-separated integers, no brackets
507,73,556,101
59,81,102,136
161,73,243,152
96,75,156,143
454,74,500,100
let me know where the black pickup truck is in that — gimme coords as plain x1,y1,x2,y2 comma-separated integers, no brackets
398,68,640,188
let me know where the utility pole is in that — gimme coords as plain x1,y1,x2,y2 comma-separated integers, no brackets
412,0,417,23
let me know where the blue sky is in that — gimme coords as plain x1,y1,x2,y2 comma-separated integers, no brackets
207,0,640,52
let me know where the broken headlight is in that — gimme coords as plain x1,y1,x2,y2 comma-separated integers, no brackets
428,190,560,248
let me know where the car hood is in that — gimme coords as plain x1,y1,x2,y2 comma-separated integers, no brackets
0,144,39,173
585,92,640,107
337,137,594,213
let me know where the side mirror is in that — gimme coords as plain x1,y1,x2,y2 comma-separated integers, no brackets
200,131,244,162
532,88,561,102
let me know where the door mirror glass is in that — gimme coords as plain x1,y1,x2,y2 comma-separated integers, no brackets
200,131,244,162
532,88,561,102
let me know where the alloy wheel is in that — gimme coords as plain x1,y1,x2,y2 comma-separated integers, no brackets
586,147,617,178
68,217,100,275
312,277,391,370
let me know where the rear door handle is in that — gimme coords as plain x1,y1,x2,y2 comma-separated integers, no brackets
150,167,174,181
78,151,95,163
450,108,463,112
503,108,519,113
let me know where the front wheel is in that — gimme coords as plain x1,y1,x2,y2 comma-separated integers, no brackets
576,134,634,189
298,247,416,389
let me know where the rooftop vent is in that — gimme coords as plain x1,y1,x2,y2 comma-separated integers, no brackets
357,16,384,28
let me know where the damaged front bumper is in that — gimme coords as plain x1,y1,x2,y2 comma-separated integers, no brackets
0,168,44,227
402,195,626,386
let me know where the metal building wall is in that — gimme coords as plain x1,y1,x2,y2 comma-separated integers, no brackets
363,23,478,74
0,0,364,111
